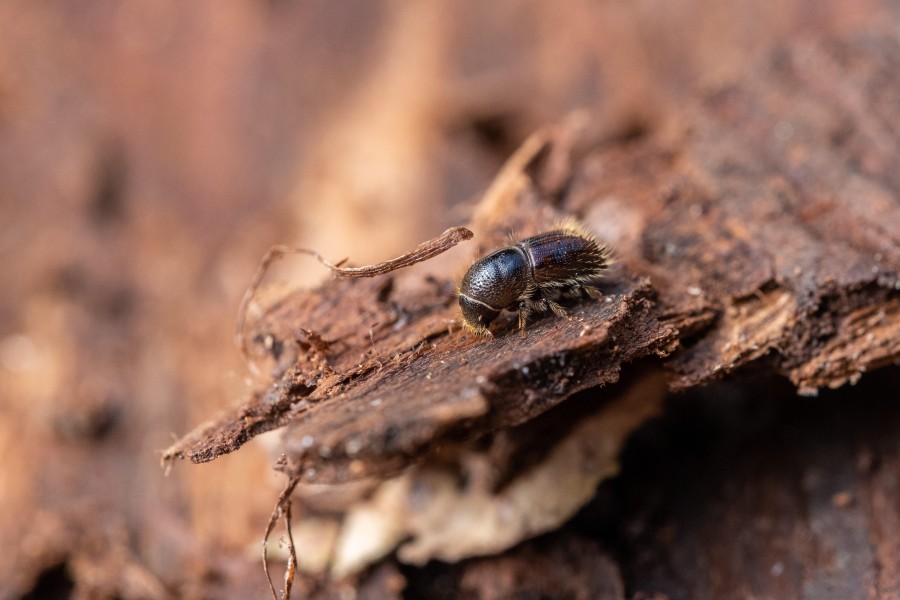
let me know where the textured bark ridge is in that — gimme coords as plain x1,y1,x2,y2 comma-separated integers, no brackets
164,33,900,489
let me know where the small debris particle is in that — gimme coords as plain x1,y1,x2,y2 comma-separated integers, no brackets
832,490,854,508
345,438,362,456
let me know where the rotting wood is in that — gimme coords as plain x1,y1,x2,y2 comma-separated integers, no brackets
234,226,473,366
404,532,625,600
616,366,900,599
164,32,900,491
318,368,668,577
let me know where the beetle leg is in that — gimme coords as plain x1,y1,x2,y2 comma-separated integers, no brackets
547,300,567,317
517,301,530,331
583,285,603,300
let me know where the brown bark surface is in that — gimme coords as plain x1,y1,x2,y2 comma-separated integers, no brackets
3,2,900,599
162,27,900,600
608,367,900,599
167,32,899,481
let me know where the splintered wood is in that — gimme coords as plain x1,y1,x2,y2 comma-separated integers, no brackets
235,226,473,364
165,33,899,487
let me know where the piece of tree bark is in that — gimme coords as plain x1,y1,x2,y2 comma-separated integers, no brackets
608,366,900,599
404,531,624,600
165,32,898,489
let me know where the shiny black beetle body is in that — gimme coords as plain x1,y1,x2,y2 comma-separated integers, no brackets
458,224,610,334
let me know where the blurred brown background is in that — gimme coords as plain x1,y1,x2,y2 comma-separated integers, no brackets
0,1,895,597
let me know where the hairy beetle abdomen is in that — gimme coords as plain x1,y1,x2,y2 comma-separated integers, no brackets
520,231,607,286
